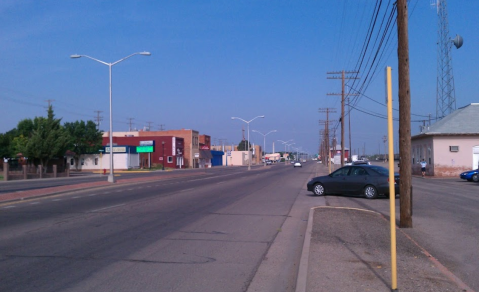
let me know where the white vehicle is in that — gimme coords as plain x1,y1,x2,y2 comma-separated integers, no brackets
293,161,302,168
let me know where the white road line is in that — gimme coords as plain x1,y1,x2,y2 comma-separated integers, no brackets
3,206,16,209
88,194,97,197
30,202,40,205
52,199,62,201
72,196,81,199
89,204,126,212
181,188,195,192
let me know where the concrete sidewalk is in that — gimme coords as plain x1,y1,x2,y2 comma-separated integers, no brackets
297,206,474,292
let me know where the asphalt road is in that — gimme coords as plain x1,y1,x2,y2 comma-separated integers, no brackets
0,163,317,292
0,168,209,194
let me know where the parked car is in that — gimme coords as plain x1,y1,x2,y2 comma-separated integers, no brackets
307,165,399,199
293,161,302,168
459,169,479,182
345,160,370,166
352,160,371,165
266,160,273,165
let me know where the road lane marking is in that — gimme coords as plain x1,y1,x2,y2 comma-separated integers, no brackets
30,202,40,205
3,206,16,209
181,188,195,192
52,199,62,201
89,204,126,212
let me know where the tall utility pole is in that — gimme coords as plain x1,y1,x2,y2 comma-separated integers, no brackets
158,124,165,131
45,99,55,108
383,135,388,162
327,71,359,166
319,108,336,169
127,117,134,131
94,110,103,130
397,0,412,228
146,121,153,131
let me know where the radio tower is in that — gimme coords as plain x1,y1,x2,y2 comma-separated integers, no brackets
433,0,463,120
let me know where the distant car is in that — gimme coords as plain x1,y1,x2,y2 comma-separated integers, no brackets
460,169,479,182
352,160,371,165
266,160,272,165
345,160,370,166
307,165,399,199
293,161,302,168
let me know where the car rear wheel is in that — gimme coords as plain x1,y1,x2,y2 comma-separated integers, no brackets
364,185,378,199
313,183,325,196
472,174,479,182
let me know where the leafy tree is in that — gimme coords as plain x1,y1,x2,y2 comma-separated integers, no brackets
11,135,29,157
237,140,251,151
16,119,34,137
26,106,70,169
64,120,103,170
0,133,10,159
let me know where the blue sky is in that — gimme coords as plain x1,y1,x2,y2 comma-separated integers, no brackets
1,0,478,156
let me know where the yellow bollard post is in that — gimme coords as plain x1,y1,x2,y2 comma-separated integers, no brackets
386,66,398,290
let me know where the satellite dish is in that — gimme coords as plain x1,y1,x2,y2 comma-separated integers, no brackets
452,34,463,49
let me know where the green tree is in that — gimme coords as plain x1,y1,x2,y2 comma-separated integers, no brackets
64,120,103,170
6,118,35,158
11,135,29,157
237,140,251,151
16,119,34,137
26,106,70,169
0,133,10,159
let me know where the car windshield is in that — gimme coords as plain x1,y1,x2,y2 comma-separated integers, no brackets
367,166,389,175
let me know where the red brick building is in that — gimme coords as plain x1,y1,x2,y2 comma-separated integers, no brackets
102,136,184,169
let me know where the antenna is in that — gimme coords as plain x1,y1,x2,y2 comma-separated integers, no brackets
433,0,463,120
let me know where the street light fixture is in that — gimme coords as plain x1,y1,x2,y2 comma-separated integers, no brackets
231,115,265,170
278,139,293,164
71,51,151,183
286,142,295,162
252,130,277,166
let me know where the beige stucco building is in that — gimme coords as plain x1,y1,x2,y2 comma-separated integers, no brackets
411,103,479,177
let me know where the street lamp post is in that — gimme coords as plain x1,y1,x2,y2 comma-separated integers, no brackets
252,130,277,166
231,115,265,170
278,139,293,164
286,142,295,162
71,52,151,183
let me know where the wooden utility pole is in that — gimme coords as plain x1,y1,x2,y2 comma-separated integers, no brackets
45,99,55,108
327,71,359,167
94,110,104,130
146,121,154,131
397,0,413,228
127,117,134,131
319,108,336,169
